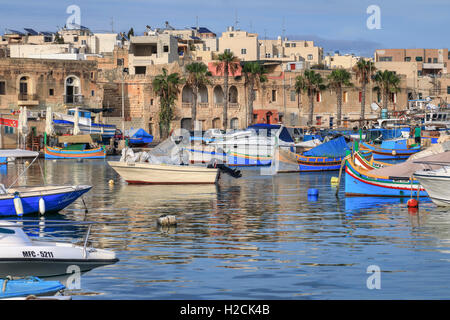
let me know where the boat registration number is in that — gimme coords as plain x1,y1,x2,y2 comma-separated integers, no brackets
22,250,54,258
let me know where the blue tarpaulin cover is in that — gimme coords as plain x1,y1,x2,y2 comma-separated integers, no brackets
303,136,349,158
127,128,153,144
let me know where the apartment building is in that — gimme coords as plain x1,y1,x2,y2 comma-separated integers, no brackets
323,52,366,69
128,34,179,75
218,27,259,61
259,37,323,65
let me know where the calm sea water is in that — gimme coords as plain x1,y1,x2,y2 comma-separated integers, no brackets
1,158,450,299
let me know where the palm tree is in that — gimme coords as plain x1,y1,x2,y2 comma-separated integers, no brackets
214,51,240,129
295,70,327,126
152,68,184,139
373,70,401,111
242,61,267,126
185,62,212,131
327,68,353,127
353,58,376,121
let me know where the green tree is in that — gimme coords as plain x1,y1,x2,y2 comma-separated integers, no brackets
185,62,212,131
214,51,240,129
295,70,327,126
152,68,184,139
54,33,64,44
373,70,401,111
242,61,267,126
353,58,376,120
327,68,353,127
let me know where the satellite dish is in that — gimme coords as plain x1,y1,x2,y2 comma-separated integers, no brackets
371,103,380,111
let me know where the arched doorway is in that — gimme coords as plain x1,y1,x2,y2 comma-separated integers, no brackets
198,85,208,104
19,76,29,98
228,86,238,103
230,117,239,129
182,85,194,103
213,86,224,104
65,76,81,104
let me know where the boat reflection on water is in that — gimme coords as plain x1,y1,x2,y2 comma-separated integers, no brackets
344,196,433,213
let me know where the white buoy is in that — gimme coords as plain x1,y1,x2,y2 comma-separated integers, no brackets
39,197,46,215
13,193,24,216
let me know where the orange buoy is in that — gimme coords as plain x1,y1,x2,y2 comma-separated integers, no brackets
407,199,419,208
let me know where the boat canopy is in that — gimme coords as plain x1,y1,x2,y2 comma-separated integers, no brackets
303,136,349,158
0,149,39,158
57,134,102,144
247,124,294,143
126,128,153,144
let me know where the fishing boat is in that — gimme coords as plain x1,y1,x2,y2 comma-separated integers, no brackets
124,128,154,147
0,221,119,278
108,161,220,185
206,124,296,166
44,134,106,159
359,139,421,160
53,108,116,141
413,161,450,206
0,150,92,216
0,277,65,299
344,155,427,197
276,136,350,173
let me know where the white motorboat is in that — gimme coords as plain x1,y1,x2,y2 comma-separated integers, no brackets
108,161,219,184
414,164,450,206
0,221,118,278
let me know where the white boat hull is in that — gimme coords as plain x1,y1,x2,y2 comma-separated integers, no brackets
414,169,450,206
108,161,219,184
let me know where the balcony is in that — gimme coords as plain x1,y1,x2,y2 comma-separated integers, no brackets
229,103,239,108
18,93,39,106
199,102,209,108
214,103,223,108
64,95,84,105
182,102,192,108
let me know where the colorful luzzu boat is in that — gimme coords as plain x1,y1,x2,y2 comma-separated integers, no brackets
44,145,106,159
344,155,427,197
359,139,421,160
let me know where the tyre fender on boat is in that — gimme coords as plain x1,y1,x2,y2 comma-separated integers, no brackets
39,197,46,215
13,192,24,216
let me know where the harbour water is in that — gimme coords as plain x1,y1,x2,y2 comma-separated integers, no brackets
2,158,450,299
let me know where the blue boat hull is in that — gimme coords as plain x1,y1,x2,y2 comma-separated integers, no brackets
0,277,65,298
0,186,92,217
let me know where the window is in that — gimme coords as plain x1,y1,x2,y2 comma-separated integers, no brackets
379,56,393,62
90,72,94,79
74,36,78,42
343,91,348,103
265,53,271,58
316,92,321,102
359,91,362,103
135,66,146,75
49,88,54,96
447,86,450,94
418,70,422,76
150,99,154,106
241,48,247,55
117,58,124,66
316,116,322,125
285,43,290,48
225,48,231,53
433,58,438,63
5,126,14,134
271,90,277,101
229,33,234,38
81,40,86,45
415,56,423,62
291,43,296,48
290,90,296,102
163,45,169,53
0,81,5,95
404,57,411,62
428,58,432,63
91,90,95,97
307,54,313,60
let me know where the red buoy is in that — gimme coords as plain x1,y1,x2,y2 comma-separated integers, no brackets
407,199,419,208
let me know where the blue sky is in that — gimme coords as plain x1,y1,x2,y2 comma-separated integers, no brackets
0,0,448,57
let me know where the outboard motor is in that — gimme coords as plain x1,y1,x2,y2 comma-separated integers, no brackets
207,159,242,178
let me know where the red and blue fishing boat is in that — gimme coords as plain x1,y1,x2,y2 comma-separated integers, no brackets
344,154,427,197
44,134,106,160
359,139,420,160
